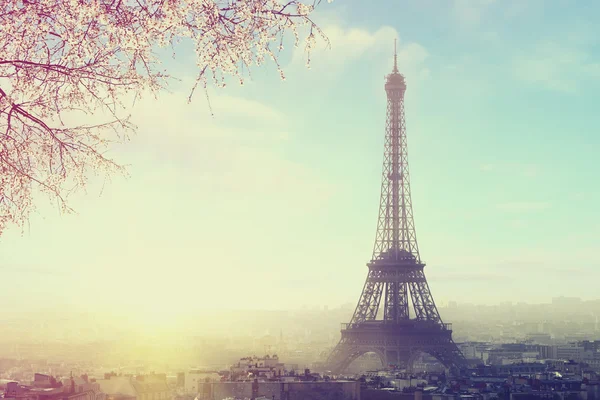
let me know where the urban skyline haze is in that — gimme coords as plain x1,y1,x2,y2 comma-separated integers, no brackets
2,0,600,315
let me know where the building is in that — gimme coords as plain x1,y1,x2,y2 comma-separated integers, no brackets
496,363,547,376
184,370,221,394
96,375,169,400
4,374,105,400
176,373,184,389
552,344,587,361
526,334,553,345
229,355,285,381
195,380,360,400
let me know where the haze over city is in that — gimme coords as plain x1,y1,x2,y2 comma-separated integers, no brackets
3,0,600,316
2,1,600,399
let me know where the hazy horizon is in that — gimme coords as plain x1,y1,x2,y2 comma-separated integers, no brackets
3,0,600,316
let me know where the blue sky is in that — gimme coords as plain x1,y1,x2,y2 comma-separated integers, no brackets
2,0,600,313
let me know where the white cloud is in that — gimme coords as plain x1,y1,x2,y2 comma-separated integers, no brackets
479,162,539,178
0,83,339,310
513,42,600,92
429,270,512,282
288,25,429,84
126,91,288,144
504,1,535,18
509,219,528,229
453,0,496,27
209,94,286,124
117,91,334,205
496,201,551,212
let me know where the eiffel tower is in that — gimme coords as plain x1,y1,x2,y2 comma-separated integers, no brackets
326,41,467,374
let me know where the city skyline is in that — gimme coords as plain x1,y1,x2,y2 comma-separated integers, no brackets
2,0,600,315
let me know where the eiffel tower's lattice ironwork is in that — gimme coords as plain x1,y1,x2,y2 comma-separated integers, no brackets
326,41,467,374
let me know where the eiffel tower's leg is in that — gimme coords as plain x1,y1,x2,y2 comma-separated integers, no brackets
384,281,409,322
405,337,466,375
409,270,442,323
326,339,385,374
406,351,421,373
428,340,467,370
326,339,351,374
349,276,384,325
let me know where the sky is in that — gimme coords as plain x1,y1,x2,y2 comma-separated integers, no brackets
2,0,600,315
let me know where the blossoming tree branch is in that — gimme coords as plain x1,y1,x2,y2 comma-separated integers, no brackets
0,0,328,234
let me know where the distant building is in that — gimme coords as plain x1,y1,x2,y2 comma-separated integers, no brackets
551,344,587,362
230,355,285,381
552,297,583,307
96,374,169,400
458,342,491,363
580,341,600,352
176,373,184,389
184,370,221,394
496,362,547,376
526,333,553,345
33,374,54,388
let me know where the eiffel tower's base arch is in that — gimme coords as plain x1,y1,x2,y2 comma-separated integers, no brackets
326,322,466,375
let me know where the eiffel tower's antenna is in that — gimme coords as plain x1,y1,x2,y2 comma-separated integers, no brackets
393,39,398,73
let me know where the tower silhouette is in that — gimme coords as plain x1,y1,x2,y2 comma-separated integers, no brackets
326,41,466,374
